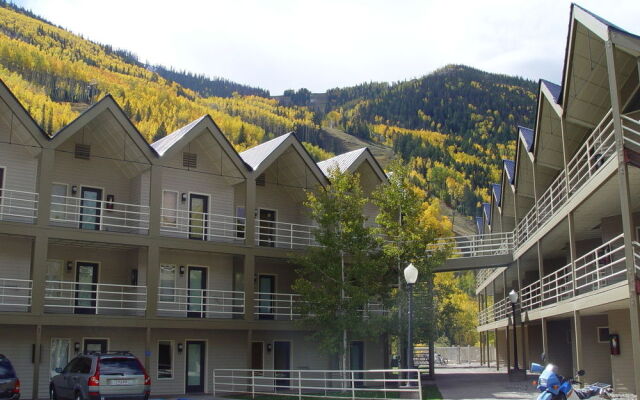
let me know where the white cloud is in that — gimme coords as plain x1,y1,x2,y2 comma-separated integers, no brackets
14,0,640,94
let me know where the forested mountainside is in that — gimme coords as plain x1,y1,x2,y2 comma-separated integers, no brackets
0,1,332,158
321,66,538,215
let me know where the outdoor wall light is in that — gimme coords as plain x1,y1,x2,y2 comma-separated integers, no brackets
74,342,80,352
266,344,272,352
179,266,185,275
71,185,78,195
181,193,187,202
66,261,73,272
177,343,184,353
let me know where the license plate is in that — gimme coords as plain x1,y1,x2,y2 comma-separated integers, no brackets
110,379,130,385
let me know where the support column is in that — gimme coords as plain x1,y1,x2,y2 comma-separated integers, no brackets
244,254,255,321
487,330,491,368
246,329,253,369
245,177,256,246
495,328,500,371
567,213,578,297
606,39,640,390
537,241,545,303
506,325,511,372
541,318,549,357
31,233,48,315
145,327,151,370
573,310,583,375
148,165,163,237
32,324,42,400
145,244,159,319
36,148,54,227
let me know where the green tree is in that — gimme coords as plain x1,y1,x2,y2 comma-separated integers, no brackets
293,167,391,370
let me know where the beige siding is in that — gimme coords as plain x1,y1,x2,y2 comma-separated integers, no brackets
255,183,311,226
580,315,611,383
0,326,36,399
255,258,297,293
0,143,38,193
0,235,32,280
608,309,636,393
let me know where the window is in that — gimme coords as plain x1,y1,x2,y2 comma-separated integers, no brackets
161,191,178,227
99,358,144,376
50,338,70,378
157,341,173,379
236,206,245,238
159,265,176,302
598,327,610,343
51,184,68,221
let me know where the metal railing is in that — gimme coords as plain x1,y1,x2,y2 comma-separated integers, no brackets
634,241,640,274
213,369,422,400
0,189,38,223
0,278,32,311
255,219,318,249
50,194,149,233
479,234,629,325
431,231,513,258
621,115,640,149
254,292,301,320
157,287,244,318
44,280,146,315
160,208,245,242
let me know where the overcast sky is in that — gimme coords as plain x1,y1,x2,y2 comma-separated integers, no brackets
14,0,640,95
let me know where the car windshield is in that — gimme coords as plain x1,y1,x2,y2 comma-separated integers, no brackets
99,358,144,376
0,358,16,379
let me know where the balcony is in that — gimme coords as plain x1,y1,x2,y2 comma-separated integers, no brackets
254,219,317,249
0,189,38,224
44,281,146,316
157,287,244,318
160,208,245,243
479,234,629,326
622,115,640,151
50,194,149,234
0,278,32,312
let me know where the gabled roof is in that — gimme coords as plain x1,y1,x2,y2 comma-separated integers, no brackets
482,202,491,225
150,115,249,178
540,79,562,104
518,126,535,153
239,133,292,171
317,147,387,183
0,78,48,147
48,95,157,163
503,160,515,185
491,183,502,206
239,132,329,186
475,216,484,234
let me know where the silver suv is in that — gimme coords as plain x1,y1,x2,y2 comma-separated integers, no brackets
50,352,150,400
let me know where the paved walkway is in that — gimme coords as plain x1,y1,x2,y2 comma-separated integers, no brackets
433,365,536,400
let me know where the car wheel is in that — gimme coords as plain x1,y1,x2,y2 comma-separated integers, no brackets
75,392,82,400
49,387,57,400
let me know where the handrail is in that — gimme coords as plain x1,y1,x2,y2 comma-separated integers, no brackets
254,292,301,320
44,280,146,315
0,278,32,310
213,368,422,400
160,207,245,241
621,115,640,149
158,286,244,317
50,194,149,233
254,218,318,249
0,188,38,223
432,231,513,258
634,241,640,274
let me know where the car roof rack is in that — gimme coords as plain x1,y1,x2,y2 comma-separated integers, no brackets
83,351,135,356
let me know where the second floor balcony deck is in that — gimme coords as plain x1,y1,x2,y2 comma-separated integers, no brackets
0,189,38,224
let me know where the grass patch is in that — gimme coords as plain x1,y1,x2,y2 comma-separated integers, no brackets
225,385,442,400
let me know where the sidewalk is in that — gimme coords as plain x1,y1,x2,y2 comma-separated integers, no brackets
433,365,535,400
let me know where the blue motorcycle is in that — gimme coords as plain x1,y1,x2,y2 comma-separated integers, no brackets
530,362,612,400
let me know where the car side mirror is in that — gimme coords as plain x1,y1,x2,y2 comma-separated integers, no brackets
54,367,63,373
577,370,585,376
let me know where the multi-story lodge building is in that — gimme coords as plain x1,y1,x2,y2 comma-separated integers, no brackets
439,4,640,395
0,79,389,398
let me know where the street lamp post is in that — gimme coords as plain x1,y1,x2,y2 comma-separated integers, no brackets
508,290,519,372
404,263,419,384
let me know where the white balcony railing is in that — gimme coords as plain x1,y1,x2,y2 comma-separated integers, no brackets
157,287,244,318
431,231,513,259
44,280,146,316
254,292,301,320
213,369,423,400
634,241,640,274
160,208,245,242
50,194,149,234
479,234,628,325
621,114,640,149
0,278,32,311
0,189,38,223
254,219,318,249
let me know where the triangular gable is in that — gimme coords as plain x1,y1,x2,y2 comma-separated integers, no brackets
240,132,329,186
475,216,484,234
48,95,156,164
0,78,48,148
151,115,249,178
518,126,534,153
503,160,515,186
482,202,491,226
491,183,502,207
317,147,387,183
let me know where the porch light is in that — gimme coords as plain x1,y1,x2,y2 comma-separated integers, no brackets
177,343,183,353
71,185,78,195
179,266,185,275
181,193,187,202
66,261,73,272
403,263,418,285
74,342,80,352
508,290,518,304
267,344,272,352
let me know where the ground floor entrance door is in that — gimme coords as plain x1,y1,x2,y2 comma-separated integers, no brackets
273,341,291,389
185,340,206,393
350,341,364,386
75,262,98,314
251,342,264,370
258,275,275,320
79,187,103,230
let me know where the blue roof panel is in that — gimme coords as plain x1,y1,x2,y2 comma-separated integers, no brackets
541,79,562,104
483,202,491,225
475,217,484,234
504,160,515,185
492,183,502,206
518,126,535,152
